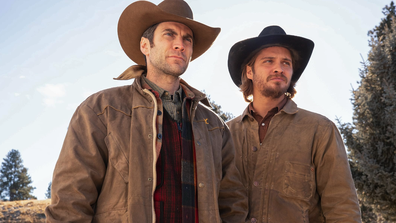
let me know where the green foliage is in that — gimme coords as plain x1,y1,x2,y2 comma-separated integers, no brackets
368,1,395,44
0,149,36,201
204,91,234,122
45,182,51,199
338,10,396,221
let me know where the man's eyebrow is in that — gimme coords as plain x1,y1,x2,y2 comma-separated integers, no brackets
258,56,275,60
162,28,193,40
258,56,292,61
162,28,177,34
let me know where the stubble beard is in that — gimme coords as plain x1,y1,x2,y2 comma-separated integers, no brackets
255,73,289,99
148,44,189,78
160,62,188,77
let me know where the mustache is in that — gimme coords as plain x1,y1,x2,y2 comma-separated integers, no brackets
267,74,287,83
168,52,187,61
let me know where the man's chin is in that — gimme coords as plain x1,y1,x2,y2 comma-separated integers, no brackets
260,87,287,99
163,66,187,77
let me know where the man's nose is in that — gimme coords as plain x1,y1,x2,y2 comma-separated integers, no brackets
173,37,185,52
273,62,284,73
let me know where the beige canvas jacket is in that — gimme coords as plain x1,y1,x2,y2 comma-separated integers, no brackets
45,71,248,222
227,99,361,223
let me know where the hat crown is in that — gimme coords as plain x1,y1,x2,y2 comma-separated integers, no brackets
158,0,193,19
258,25,286,37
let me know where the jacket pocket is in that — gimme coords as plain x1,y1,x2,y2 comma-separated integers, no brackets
105,132,129,183
282,161,313,200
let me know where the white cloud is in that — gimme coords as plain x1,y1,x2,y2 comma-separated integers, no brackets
14,93,20,96
19,75,26,79
37,84,67,107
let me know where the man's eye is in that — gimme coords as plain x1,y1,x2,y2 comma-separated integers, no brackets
165,32,172,36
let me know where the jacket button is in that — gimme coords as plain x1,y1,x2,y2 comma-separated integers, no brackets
157,134,162,139
251,218,257,223
196,141,201,146
199,183,205,188
148,134,152,139
252,146,258,152
148,178,152,181
253,181,259,187
157,110,162,115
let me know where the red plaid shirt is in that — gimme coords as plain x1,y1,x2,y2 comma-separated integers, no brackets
154,110,183,223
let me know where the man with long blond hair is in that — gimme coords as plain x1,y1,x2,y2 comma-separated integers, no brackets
227,25,361,222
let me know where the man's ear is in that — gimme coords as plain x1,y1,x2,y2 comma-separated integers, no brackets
140,37,150,57
246,65,253,80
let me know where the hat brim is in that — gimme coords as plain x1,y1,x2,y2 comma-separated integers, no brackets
118,1,221,65
228,35,314,86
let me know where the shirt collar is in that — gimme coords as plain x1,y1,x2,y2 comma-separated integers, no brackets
248,95,288,117
141,74,183,103
239,95,293,123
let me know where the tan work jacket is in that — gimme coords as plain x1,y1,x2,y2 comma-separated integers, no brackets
45,72,248,222
227,100,361,223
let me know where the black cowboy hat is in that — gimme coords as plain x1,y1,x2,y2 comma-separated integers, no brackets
118,0,221,65
228,25,314,86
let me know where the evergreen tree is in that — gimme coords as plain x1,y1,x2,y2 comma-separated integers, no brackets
368,1,395,44
0,149,36,201
338,12,396,221
204,91,234,122
45,181,52,199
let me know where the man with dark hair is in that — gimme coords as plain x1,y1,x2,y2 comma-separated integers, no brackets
45,0,247,222
227,25,362,222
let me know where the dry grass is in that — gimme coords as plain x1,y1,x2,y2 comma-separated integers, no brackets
0,199,50,223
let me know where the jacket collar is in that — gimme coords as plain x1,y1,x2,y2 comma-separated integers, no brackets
238,98,299,123
115,65,211,107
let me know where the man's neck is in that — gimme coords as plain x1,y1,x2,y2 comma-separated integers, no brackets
145,71,180,95
251,93,285,118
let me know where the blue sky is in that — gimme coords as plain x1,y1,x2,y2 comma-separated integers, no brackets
0,0,392,199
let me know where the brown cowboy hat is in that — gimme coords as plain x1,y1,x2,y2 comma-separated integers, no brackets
118,0,221,65
228,25,314,86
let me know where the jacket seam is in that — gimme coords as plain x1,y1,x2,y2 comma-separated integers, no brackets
133,105,154,109
208,127,224,131
97,105,131,117
84,103,107,136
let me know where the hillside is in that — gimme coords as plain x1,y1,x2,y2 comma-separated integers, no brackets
0,199,50,223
